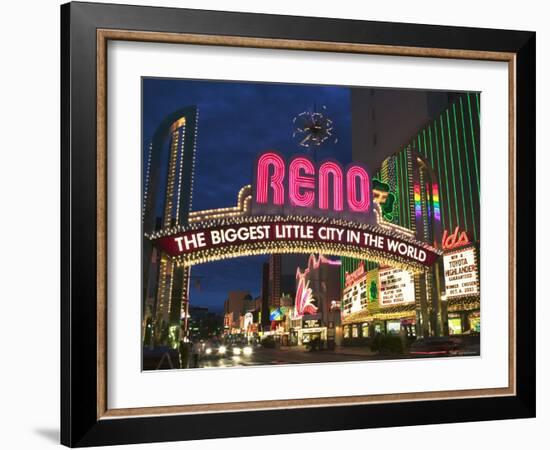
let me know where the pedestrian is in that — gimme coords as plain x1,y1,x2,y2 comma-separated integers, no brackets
178,339,190,369
191,340,201,368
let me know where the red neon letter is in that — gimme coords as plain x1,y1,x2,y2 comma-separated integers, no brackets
289,157,315,207
318,162,343,211
346,165,370,212
255,152,285,205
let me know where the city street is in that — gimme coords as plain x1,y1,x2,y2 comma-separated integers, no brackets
143,342,479,370
198,346,378,368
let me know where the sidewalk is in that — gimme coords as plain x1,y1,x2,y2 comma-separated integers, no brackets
332,346,377,357
276,344,377,357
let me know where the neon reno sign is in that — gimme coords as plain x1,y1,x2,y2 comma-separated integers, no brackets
253,151,371,214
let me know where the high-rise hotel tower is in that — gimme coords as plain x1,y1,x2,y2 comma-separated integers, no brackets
142,106,199,346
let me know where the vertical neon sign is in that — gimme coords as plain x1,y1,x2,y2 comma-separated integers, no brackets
414,183,422,221
432,182,441,221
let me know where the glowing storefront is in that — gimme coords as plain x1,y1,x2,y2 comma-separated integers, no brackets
340,92,481,338
341,261,417,339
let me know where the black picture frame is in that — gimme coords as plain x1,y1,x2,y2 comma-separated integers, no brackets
61,1,535,447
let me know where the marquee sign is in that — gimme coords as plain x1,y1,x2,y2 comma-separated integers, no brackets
443,247,479,298
379,267,415,305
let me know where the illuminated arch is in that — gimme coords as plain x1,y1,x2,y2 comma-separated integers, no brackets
150,214,441,274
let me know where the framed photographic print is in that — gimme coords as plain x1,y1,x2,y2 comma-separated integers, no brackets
60,1,536,447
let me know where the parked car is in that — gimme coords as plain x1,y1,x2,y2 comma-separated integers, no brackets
409,337,462,356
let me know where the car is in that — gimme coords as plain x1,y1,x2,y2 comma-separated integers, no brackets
226,343,254,357
202,341,227,359
409,337,462,356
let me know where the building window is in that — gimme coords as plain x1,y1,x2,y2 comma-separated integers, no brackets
448,316,463,335
469,313,480,333
386,320,400,335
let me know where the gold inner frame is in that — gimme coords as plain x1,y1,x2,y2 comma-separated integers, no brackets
96,29,517,420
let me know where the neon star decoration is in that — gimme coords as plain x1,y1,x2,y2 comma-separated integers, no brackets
292,106,337,149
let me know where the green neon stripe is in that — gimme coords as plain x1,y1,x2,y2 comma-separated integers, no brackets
459,97,477,241
424,129,429,158
452,103,468,231
342,258,349,285
341,258,346,286
404,151,411,230
428,126,435,169
446,109,461,229
461,97,480,201
428,125,443,229
432,122,446,229
399,152,407,228
404,149,412,230
397,152,407,227
476,92,480,121
394,156,402,226
439,115,453,229
467,94,480,195
401,150,409,229
417,135,422,154
401,152,409,229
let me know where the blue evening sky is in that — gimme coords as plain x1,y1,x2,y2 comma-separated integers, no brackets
143,78,353,312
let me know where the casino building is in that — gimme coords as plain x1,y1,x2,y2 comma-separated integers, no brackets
291,254,342,348
142,106,199,346
342,92,481,339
